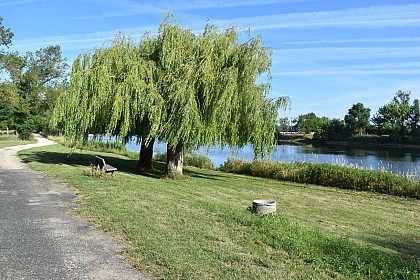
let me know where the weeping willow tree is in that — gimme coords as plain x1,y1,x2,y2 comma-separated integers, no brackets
152,17,289,175
51,16,289,176
51,34,163,170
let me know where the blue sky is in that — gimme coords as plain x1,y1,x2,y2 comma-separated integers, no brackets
2,0,420,119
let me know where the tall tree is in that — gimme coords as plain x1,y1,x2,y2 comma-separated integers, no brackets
277,117,290,133
293,112,319,134
372,91,411,140
344,103,371,135
52,17,289,176
52,34,160,170
153,18,288,175
2,46,68,135
410,99,420,140
0,16,13,48
0,16,13,75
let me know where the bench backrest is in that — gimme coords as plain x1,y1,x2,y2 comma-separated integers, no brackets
94,156,106,170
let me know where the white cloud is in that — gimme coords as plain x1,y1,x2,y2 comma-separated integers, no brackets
274,69,420,76
280,37,420,45
273,47,420,63
273,62,420,76
215,4,420,30
80,0,306,19
9,26,154,53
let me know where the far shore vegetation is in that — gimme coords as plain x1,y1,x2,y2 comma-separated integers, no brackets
278,91,420,147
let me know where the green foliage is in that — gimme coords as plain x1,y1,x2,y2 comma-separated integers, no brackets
17,117,35,140
277,117,290,133
0,98,9,129
410,99,420,141
302,92,419,144
344,102,371,135
372,91,413,141
0,16,13,49
184,154,215,170
1,31,68,134
221,158,420,199
314,118,346,140
292,113,328,135
17,128,33,141
293,112,318,134
219,157,252,174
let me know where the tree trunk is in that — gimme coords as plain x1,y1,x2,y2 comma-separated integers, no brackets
166,142,184,176
137,138,155,172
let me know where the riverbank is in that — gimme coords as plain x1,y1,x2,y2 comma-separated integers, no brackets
18,144,420,279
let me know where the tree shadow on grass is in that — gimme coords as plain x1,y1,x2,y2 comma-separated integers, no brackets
366,234,420,261
310,234,420,278
20,150,227,181
20,150,165,179
183,169,230,182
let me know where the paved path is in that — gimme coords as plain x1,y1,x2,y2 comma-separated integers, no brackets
0,135,150,279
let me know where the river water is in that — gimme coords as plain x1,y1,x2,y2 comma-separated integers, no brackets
126,140,420,178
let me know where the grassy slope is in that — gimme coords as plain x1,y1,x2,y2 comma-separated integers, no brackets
18,144,420,279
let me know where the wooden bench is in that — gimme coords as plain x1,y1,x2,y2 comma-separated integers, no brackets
94,156,117,176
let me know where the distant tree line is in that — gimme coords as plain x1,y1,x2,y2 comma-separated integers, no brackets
0,16,68,139
280,90,419,143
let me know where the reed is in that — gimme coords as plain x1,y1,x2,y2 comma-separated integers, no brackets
221,158,420,199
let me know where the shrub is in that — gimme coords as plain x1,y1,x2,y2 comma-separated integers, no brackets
84,164,106,177
219,157,252,174
153,152,167,163
18,129,34,141
184,154,215,170
154,152,215,170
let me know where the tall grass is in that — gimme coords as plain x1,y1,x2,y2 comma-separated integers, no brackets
221,158,420,199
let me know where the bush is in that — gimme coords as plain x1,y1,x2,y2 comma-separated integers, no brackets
154,152,215,170
219,157,252,174
16,118,36,141
85,164,106,177
220,158,420,199
153,152,167,163
184,154,215,170
18,129,34,140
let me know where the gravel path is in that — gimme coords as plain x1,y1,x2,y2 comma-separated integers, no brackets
0,134,56,170
0,135,150,279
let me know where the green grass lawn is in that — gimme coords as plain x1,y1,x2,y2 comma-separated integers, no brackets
0,135,37,148
18,144,420,279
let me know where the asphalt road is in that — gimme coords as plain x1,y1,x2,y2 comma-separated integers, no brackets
0,136,149,279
